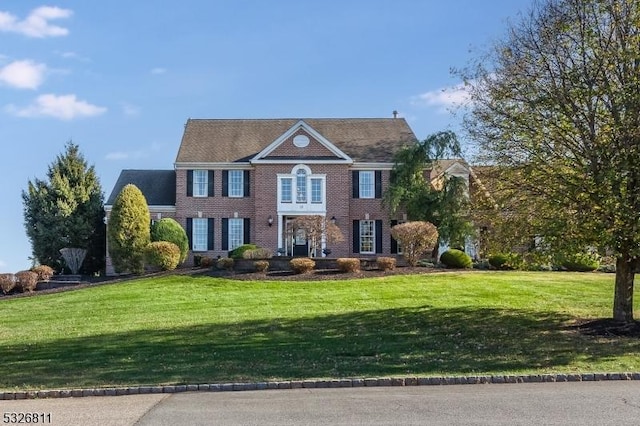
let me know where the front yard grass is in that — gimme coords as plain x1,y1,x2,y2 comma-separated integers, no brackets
1,271,639,391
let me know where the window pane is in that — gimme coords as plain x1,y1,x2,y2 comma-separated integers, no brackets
359,171,374,198
229,170,244,197
193,170,207,197
311,178,322,203
359,220,375,253
296,169,307,203
281,178,292,203
229,218,244,250
193,218,208,251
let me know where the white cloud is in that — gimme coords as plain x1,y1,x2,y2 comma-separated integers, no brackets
6,94,107,120
412,83,471,111
150,67,166,75
121,102,140,117
0,6,72,38
105,150,146,161
0,60,47,89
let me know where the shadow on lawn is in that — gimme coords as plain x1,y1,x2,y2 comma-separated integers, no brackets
2,306,638,390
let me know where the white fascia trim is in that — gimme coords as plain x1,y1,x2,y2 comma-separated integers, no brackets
251,120,353,163
350,163,395,170
251,159,353,165
175,162,252,169
442,161,470,178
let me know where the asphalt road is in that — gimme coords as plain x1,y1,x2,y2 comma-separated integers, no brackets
2,381,640,425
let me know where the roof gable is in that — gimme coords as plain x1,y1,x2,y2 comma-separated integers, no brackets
252,120,351,163
105,170,176,207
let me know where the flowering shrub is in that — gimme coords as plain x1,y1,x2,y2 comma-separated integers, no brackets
290,258,315,274
337,258,360,273
390,221,439,266
15,270,38,293
31,265,54,281
376,257,396,271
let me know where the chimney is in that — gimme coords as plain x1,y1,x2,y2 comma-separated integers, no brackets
392,110,398,118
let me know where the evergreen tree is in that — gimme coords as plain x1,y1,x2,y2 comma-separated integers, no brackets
107,184,150,274
22,142,105,274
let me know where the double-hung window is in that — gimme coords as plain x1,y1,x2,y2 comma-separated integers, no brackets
281,178,292,203
193,170,208,197
228,218,244,251
359,220,375,254
228,170,244,197
192,218,208,251
358,171,374,198
311,178,322,203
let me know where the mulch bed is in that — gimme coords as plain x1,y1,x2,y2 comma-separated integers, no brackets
204,266,450,281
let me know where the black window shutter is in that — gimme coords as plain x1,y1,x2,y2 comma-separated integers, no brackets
187,170,193,197
208,170,215,197
222,170,229,197
221,218,229,250
375,220,383,254
390,220,398,254
375,171,382,198
243,170,250,197
352,171,359,198
352,220,360,253
243,218,251,244
186,218,193,250
207,218,215,250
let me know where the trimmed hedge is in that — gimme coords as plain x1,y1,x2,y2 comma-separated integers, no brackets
290,258,315,274
15,270,38,293
254,260,269,273
31,265,54,282
561,252,600,272
376,257,396,271
145,241,181,271
337,258,360,273
229,244,258,260
440,249,473,269
217,258,235,271
0,273,16,294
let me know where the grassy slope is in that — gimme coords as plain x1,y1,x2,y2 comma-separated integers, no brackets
0,271,638,390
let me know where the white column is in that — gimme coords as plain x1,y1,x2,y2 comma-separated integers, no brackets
277,214,283,255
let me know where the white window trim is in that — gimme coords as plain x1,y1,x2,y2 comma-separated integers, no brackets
228,170,244,198
228,218,244,251
359,220,375,254
192,218,208,252
277,165,326,208
280,177,293,203
193,170,208,198
359,170,375,199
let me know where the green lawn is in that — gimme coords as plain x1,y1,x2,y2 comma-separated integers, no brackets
1,271,639,391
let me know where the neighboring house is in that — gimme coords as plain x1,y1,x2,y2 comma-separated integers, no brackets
104,117,475,275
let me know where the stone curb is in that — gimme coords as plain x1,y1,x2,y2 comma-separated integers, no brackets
2,373,639,400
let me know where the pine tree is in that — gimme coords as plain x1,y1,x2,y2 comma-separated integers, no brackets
22,141,105,274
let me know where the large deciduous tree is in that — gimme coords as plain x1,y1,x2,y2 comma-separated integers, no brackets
384,131,473,248
461,0,640,322
22,141,105,274
107,184,150,274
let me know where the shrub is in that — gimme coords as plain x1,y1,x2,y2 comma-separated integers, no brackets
199,257,215,268
0,273,16,294
290,258,315,274
243,248,273,259
229,244,258,259
488,253,524,270
390,221,438,266
31,265,54,281
561,252,600,272
15,270,39,293
254,260,269,273
337,258,360,273
150,218,189,263
376,257,396,271
440,249,473,269
145,241,181,271
217,257,235,271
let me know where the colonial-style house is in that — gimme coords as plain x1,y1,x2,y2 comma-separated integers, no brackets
105,117,473,275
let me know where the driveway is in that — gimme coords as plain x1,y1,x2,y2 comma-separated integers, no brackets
2,381,640,425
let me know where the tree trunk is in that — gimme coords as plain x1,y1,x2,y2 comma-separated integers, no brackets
613,255,637,323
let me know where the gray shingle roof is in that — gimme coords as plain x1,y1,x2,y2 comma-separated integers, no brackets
175,118,417,163
106,170,176,206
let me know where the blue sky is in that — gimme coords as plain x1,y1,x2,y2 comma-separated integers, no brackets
0,0,531,273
